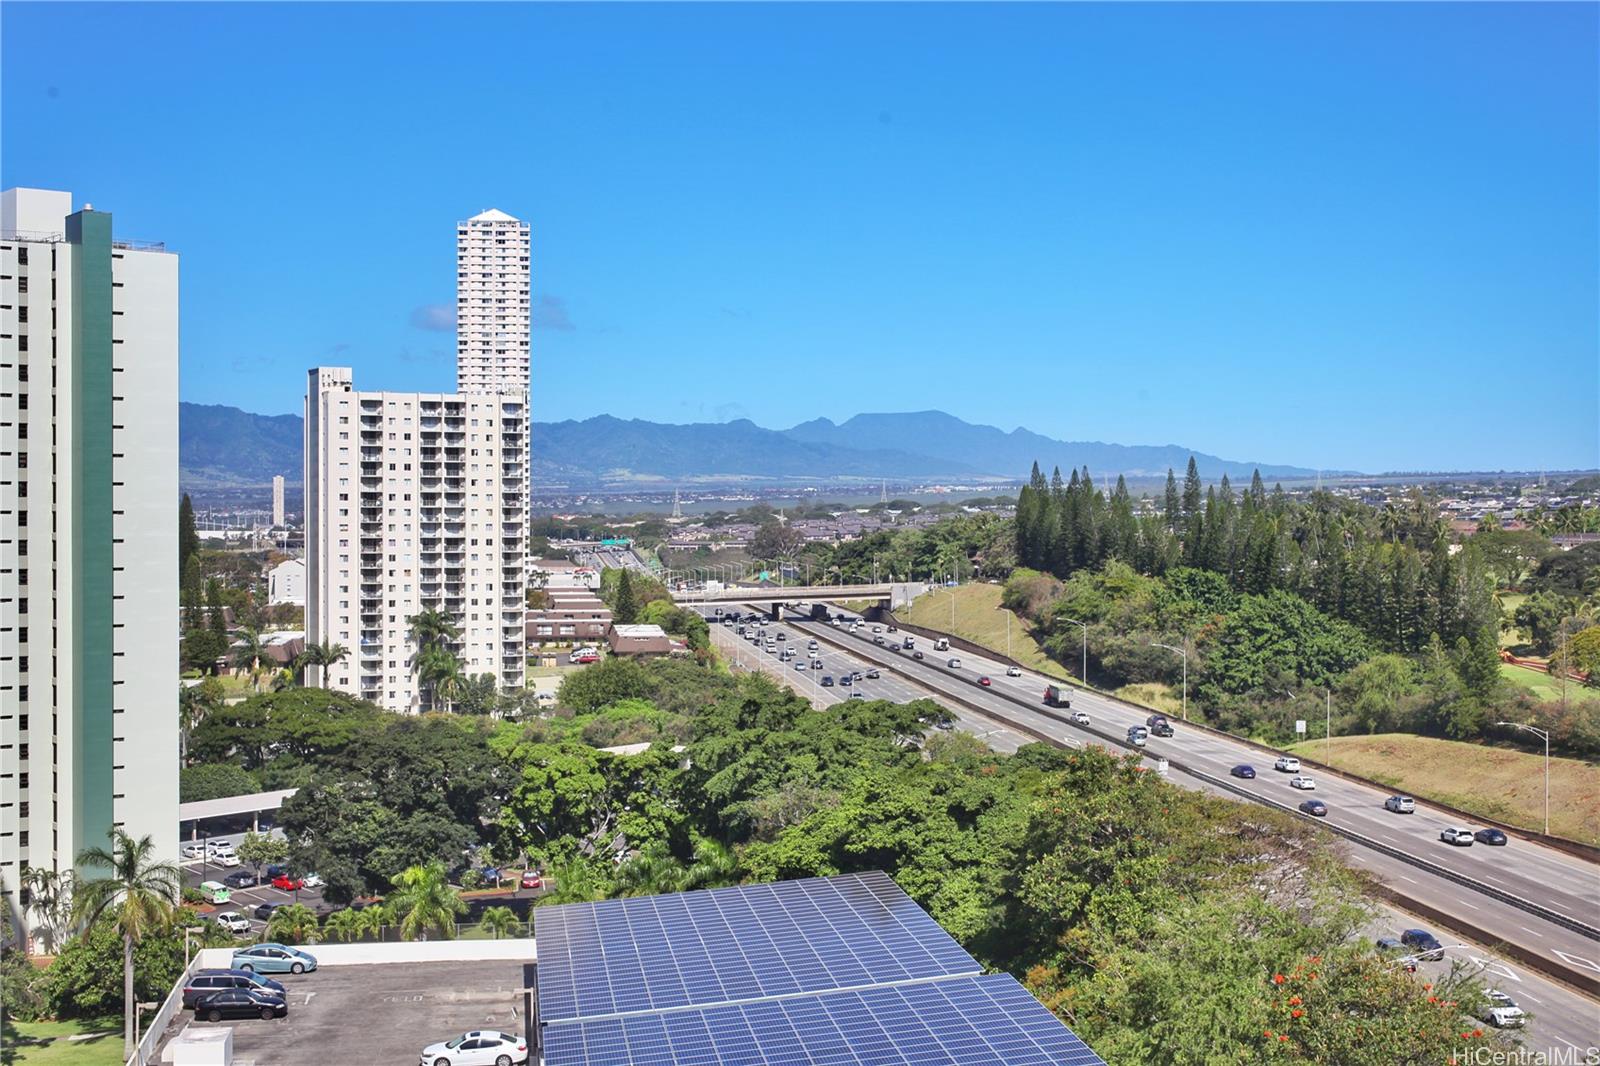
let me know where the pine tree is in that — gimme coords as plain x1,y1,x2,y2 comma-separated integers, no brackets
614,568,639,625
179,494,200,575
1249,468,1266,506
1182,456,1202,520
1163,469,1181,531
206,578,229,637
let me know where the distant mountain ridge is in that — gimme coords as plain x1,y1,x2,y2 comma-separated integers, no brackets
178,402,1333,490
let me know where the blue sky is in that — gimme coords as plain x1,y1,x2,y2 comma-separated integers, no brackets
4,3,1595,473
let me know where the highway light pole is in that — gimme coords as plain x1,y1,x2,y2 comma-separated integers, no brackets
1151,642,1187,721
999,607,1014,661
1061,617,1088,687
1497,721,1550,835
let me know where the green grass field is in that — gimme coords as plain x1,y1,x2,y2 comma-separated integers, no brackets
1498,661,1591,704
897,585,1074,681
1285,733,1600,844
2,1019,122,1066
1114,682,1184,718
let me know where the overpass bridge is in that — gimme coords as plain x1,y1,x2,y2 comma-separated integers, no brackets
687,582,928,616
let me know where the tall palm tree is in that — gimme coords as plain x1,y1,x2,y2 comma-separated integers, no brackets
388,861,466,941
407,606,461,650
265,903,320,945
293,640,350,688
230,628,270,692
478,905,520,940
18,865,76,953
415,644,462,712
73,829,182,1061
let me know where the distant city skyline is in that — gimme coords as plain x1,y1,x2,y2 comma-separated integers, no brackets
2,3,1594,472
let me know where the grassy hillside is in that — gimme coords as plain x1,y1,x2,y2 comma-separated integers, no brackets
1286,733,1600,844
897,584,1074,681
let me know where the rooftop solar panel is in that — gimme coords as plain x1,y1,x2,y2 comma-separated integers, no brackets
542,972,1108,1066
535,871,981,1023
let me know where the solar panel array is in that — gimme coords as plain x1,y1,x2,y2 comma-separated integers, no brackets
535,871,980,1023
535,871,1107,1066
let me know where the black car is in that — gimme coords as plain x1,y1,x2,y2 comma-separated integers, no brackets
912,651,925,660
840,675,852,686
265,863,288,878
1150,721,1175,738
1474,828,1508,846
1401,928,1444,961
1230,764,1257,779
253,901,282,921
193,987,287,1022
222,870,259,889
865,669,880,679
183,969,286,1009
1375,937,1417,972
820,676,834,687
1298,799,1328,817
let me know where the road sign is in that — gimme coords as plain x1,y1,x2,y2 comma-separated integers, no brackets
1295,720,1307,734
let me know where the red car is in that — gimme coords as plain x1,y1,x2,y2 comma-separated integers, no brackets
520,870,544,890
271,874,304,892
977,676,992,687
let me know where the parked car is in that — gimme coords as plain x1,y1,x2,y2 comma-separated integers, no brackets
977,676,992,687
192,987,287,1022
265,864,288,878
1298,799,1328,817
222,870,260,889
1474,828,1508,846
210,851,241,868
232,943,318,975
182,842,208,860
252,902,281,922
1375,937,1416,972
1289,776,1316,791
419,1030,530,1066
211,912,252,935
301,873,325,889
1231,765,1257,779
1069,710,1091,725
1439,827,1475,847
520,870,544,890
271,874,304,892
1401,928,1444,961
198,881,232,905
1480,990,1525,1029
1384,795,1416,814
1274,756,1300,773
183,969,285,1008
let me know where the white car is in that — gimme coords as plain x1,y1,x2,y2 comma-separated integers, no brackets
301,873,325,889
1480,990,1525,1029
1005,666,1022,677
1440,827,1474,846
1289,776,1316,790
1070,710,1091,725
419,1030,529,1066
1274,756,1300,773
182,843,208,859
210,851,241,868
794,661,807,671
213,911,251,934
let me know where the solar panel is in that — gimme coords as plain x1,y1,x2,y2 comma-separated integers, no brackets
535,871,981,1023
541,973,1107,1066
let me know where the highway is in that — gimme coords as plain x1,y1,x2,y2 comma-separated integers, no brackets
732,603,1599,1051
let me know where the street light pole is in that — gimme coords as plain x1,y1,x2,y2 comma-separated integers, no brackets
1062,617,1088,687
1497,721,1551,835
1000,607,1013,661
1151,642,1187,721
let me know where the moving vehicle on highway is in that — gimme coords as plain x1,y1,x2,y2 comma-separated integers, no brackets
849,691,866,700
1127,726,1149,747
1374,937,1417,972
419,1030,530,1066
1005,665,1022,677
1231,764,1257,779
1274,756,1301,773
232,942,318,975
1384,795,1415,814
902,637,915,649
977,676,992,686
1439,827,1475,847
865,669,879,679
946,658,962,669
192,986,287,1022
1401,928,1444,961
1474,828,1508,846
793,660,807,671
1043,684,1072,708
1298,799,1328,817
912,651,925,660
933,637,950,651
1289,776,1316,790
821,676,834,687
1480,990,1525,1029
1069,710,1091,725
1149,719,1174,737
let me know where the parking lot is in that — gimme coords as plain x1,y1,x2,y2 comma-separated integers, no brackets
154,959,533,1066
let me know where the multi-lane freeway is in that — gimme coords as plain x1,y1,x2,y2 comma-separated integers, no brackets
699,601,1600,1053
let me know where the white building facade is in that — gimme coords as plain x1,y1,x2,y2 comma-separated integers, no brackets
267,557,305,606
0,188,179,930
304,370,525,710
272,473,285,527
455,208,531,397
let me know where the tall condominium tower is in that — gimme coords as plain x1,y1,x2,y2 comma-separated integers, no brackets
455,208,531,397
0,188,179,932
272,473,286,526
304,370,526,709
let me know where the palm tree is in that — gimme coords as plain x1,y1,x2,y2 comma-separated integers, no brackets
415,645,463,712
682,837,739,892
479,905,520,940
408,608,462,710
264,903,320,945
388,861,466,941
293,640,350,688
615,844,687,897
320,908,365,944
73,829,182,1061
230,628,270,692
18,865,76,953
407,606,461,649
177,685,212,763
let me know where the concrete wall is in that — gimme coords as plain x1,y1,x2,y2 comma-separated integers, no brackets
194,938,535,969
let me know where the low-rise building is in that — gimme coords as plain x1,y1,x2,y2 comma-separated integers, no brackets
606,623,674,657
267,557,306,605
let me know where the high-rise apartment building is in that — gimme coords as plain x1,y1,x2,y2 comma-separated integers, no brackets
455,209,531,397
272,473,285,526
303,375,527,709
0,188,179,930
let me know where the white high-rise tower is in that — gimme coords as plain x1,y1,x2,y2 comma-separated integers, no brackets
456,209,531,397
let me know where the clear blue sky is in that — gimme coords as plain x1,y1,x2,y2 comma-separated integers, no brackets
4,3,1595,473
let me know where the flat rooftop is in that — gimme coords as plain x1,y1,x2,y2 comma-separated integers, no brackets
151,959,530,1066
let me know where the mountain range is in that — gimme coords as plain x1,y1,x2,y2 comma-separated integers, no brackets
178,402,1330,490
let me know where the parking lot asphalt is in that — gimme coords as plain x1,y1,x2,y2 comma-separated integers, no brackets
155,960,533,1066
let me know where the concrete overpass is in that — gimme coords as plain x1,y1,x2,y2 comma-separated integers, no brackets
689,582,928,616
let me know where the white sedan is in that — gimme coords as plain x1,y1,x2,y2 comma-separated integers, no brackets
181,843,207,859
1439,827,1475,847
1289,776,1316,790
419,1030,529,1066
1005,666,1022,677
1069,711,1091,725
301,873,325,889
